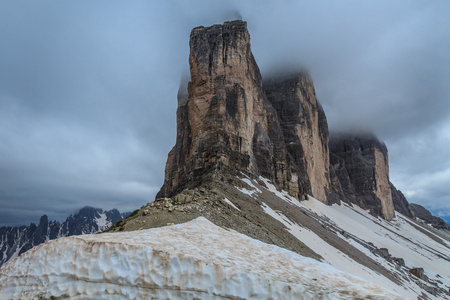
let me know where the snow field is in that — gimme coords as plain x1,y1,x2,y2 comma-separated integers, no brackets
0,217,403,299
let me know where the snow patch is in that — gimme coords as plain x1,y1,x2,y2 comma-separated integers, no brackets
297,197,450,287
235,176,261,197
95,213,111,232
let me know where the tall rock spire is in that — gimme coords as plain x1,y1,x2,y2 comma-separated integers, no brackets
158,21,283,198
157,20,333,203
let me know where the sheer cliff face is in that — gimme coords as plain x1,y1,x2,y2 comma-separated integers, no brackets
264,75,331,201
157,21,332,203
330,135,395,220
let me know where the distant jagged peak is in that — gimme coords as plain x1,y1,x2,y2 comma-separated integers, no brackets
75,206,103,215
0,206,127,267
71,206,121,219
37,214,49,227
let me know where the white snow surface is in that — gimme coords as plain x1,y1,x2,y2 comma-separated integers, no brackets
95,212,111,232
235,173,262,196
0,217,402,300
223,197,240,211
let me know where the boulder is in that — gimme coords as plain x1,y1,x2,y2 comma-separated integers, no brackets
409,267,425,279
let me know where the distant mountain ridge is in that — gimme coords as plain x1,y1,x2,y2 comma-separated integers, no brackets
0,206,129,267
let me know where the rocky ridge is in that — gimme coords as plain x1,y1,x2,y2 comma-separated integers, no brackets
410,203,450,230
109,174,450,299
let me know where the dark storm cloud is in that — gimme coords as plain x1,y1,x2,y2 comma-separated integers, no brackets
1,0,449,226
0,1,184,225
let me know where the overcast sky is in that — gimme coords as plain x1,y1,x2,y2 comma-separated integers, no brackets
1,0,449,226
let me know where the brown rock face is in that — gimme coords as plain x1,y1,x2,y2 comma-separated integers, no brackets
157,21,332,203
329,134,395,220
264,74,332,202
158,21,285,199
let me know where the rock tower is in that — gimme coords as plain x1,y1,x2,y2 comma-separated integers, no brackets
329,134,396,220
157,20,333,203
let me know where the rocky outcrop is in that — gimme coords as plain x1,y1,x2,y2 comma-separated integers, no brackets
410,204,450,230
409,267,425,279
157,21,332,203
329,134,395,220
390,182,415,218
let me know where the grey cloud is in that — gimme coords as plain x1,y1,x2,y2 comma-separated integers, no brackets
1,0,449,226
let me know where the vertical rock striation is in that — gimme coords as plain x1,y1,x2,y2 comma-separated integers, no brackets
264,74,332,202
157,21,332,203
329,134,395,220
